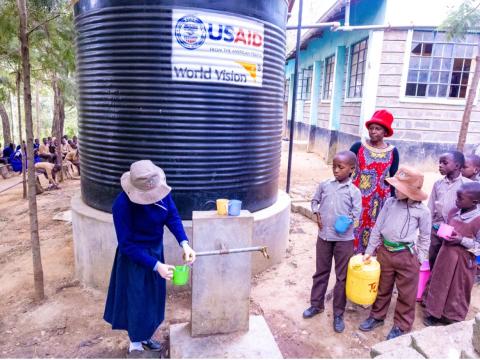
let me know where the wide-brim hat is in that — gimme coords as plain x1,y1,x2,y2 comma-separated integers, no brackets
365,109,394,137
385,165,428,201
120,160,171,205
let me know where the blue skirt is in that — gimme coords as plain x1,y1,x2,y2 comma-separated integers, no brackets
103,246,166,342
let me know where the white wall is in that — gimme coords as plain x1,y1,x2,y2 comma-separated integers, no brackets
385,0,461,26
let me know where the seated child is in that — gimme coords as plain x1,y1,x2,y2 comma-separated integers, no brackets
10,146,23,173
65,149,80,175
462,154,480,182
359,165,431,340
424,182,480,326
302,150,362,333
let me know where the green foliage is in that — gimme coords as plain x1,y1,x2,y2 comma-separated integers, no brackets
0,0,21,69
30,0,56,11
0,71,15,102
439,0,480,40
64,106,78,137
0,0,77,135
35,2,76,90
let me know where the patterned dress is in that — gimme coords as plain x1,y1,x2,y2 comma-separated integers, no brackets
351,141,398,253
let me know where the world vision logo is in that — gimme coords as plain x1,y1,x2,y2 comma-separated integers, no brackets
236,61,257,81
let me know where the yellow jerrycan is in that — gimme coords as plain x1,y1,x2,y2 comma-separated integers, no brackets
346,254,381,306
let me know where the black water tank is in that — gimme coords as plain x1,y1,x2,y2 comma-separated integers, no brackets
74,0,287,219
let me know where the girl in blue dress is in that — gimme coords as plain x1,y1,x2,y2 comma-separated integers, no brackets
104,160,196,355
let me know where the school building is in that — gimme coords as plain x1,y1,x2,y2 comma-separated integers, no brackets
284,0,480,167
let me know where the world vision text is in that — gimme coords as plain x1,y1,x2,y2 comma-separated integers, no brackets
173,66,248,83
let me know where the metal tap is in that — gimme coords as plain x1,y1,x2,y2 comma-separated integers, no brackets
190,245,270,259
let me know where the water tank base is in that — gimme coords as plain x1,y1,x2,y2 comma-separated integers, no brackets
71,191,291,290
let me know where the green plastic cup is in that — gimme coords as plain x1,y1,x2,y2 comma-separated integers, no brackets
172,265,189,286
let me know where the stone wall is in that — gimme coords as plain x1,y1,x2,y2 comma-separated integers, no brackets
370,314,480,359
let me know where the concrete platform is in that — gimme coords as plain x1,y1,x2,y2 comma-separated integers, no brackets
71,191,290,290
169,315,283,359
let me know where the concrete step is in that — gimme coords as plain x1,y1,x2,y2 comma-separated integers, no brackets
371,317,480,359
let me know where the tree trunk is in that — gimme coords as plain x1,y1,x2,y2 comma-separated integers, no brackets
457,48,480,152
35,81,40,138
9,93,15,144
0,103,12,145
52,77,64,181
16,71,27,199
17,0,44,301
51,78,65,136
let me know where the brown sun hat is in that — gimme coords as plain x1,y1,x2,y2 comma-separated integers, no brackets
385,165,428,201
120,160,171,205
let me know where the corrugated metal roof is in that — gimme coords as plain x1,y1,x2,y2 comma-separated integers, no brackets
287,0,358,60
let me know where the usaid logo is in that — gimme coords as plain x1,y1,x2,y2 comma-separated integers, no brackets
175,15,207,50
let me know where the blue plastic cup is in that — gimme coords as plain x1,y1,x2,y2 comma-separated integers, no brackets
334,215,353,234
228,200,242,216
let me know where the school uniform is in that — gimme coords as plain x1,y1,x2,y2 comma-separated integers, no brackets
11,151,23,172
61,143,69,157
425,206,480,322
65,150,79,162
2,146,14,160
104,192,188,342
428,175,472,269
310,178,362,316
38,143,49,155
365,197,431,332
35,162,56,183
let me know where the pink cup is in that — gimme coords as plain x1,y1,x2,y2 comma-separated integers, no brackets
416,260,431,301
437,223,454,239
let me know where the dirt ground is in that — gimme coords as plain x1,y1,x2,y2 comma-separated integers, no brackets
0,146,479,358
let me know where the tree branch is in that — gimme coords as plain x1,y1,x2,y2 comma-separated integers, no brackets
27,13,62,35
466,1,480,17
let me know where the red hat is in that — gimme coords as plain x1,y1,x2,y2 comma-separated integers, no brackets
365,109,394,137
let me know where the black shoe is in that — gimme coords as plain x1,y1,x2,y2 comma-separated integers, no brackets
127,350,158,359
440,316,457,325
359,317,384,332
142,339,165,352
333,315,345,333
423,315,442,327
386,325,405,340
303,306,323,319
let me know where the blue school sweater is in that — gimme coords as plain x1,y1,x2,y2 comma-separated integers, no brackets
112,191,188,269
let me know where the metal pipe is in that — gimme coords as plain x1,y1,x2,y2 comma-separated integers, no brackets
345,0,350,27
195,246,270,259
286,0,303,194
285,24,444,31
286,21,339,30
0,180,22,194
334,24,440,31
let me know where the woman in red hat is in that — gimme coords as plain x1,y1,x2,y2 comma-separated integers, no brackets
350,109,400,253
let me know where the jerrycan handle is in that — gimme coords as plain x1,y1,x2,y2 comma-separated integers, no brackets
352,263,363,270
